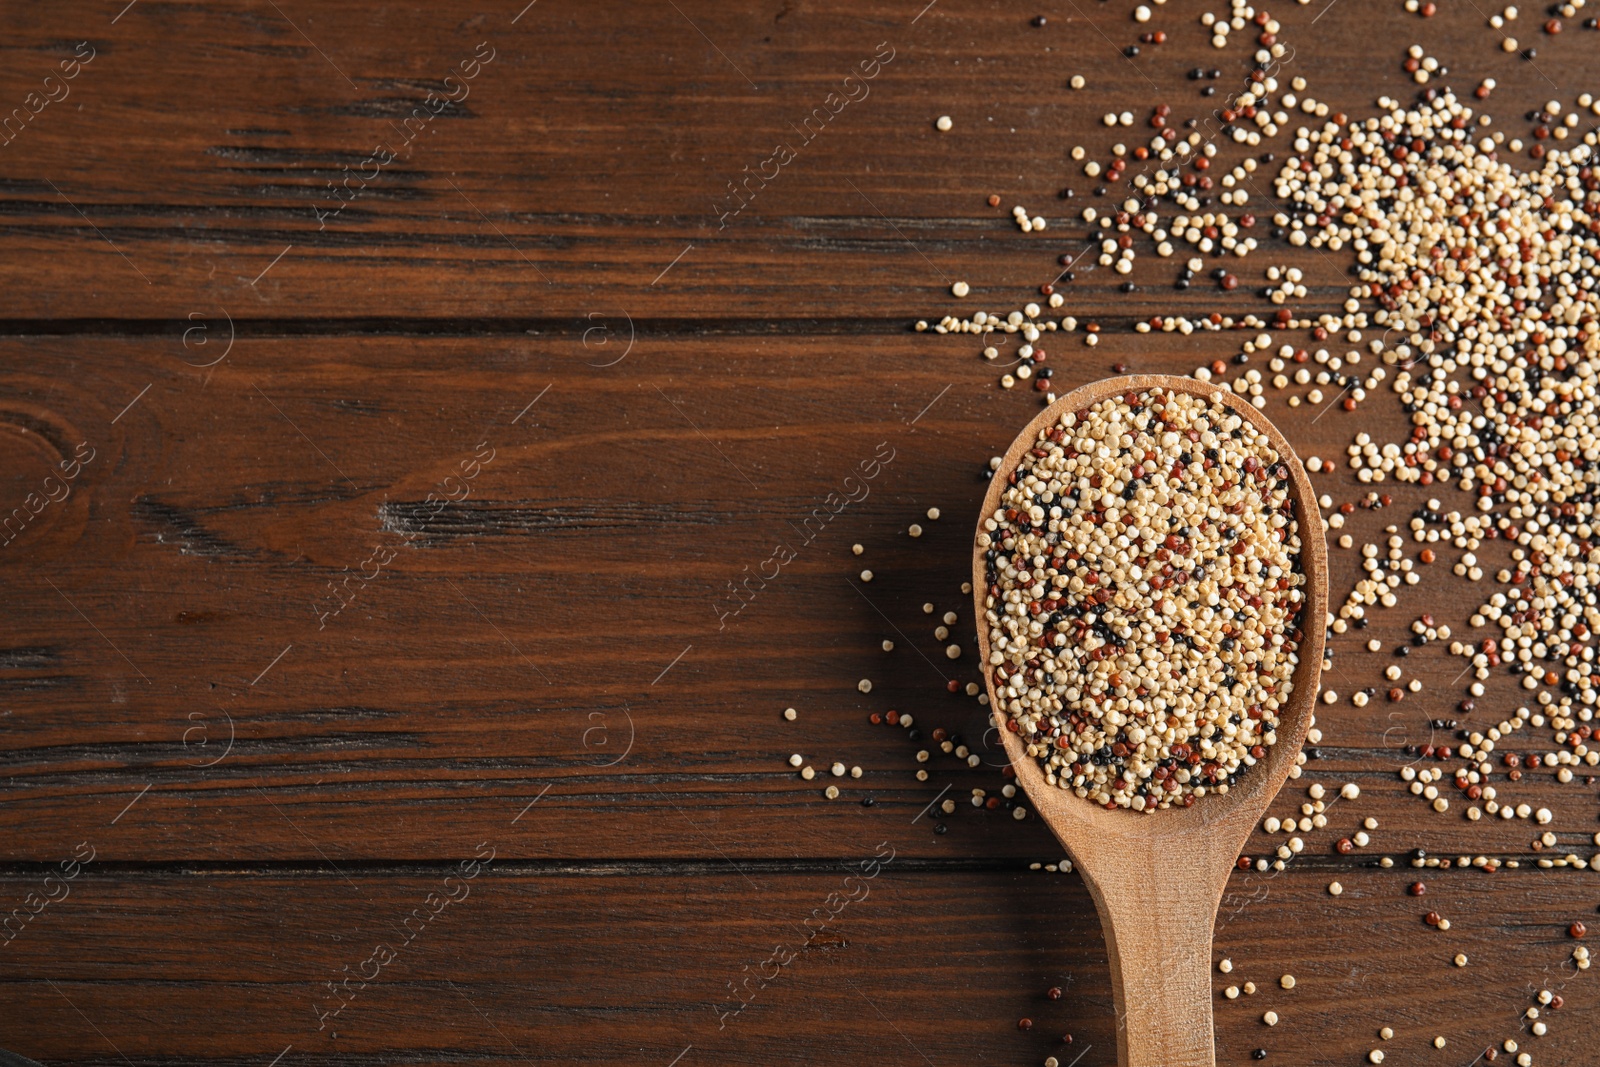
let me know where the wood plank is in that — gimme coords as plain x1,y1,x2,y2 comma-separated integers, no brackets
0,1,1595,319
2,333,1596,864
1,1,1598,1062
0,866,1592,1066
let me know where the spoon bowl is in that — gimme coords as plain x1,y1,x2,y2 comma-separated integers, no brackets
972,374,1328,1067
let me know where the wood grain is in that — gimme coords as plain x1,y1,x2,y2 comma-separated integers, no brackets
0,334,1585,864
1,867,1595,1066
0,1,1593,320
3,0,1600,1063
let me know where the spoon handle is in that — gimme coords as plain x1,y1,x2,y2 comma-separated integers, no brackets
1081,856,1224,1067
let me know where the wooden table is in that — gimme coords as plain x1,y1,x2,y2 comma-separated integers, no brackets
2,2,1597,1064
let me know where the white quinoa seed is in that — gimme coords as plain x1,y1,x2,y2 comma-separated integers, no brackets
784,707,797,721
936,115,953,132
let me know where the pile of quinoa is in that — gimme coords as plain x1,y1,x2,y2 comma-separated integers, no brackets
977,387,1308,811
1270,91,1600,716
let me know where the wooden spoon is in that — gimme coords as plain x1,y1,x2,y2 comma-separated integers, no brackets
971,374,1328,1067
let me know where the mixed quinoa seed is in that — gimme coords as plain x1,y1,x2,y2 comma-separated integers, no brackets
978,388,1307,810
786,3,1600,1058
912,14,1600,836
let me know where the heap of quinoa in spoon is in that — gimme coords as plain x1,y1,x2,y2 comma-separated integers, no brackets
978,387,1309,811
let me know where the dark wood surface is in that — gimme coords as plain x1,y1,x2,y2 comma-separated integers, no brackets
2,1,1599,1064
